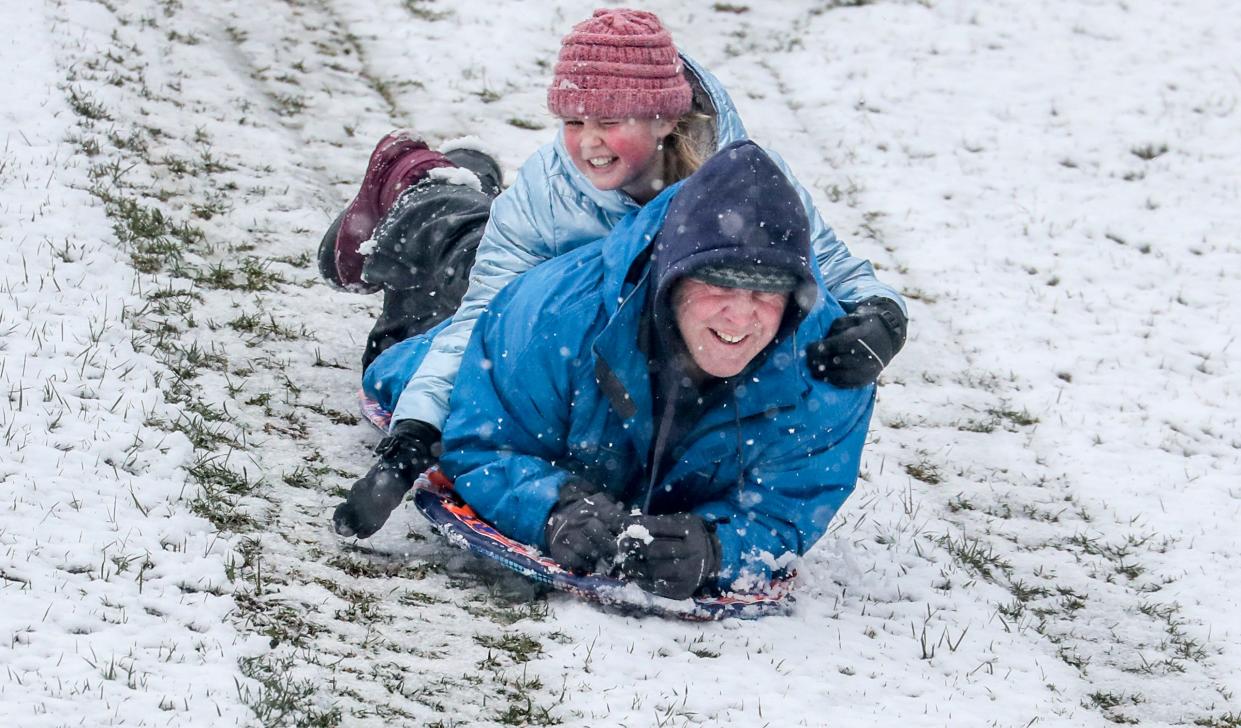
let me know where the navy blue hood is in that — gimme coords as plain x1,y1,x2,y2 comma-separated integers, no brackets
650,140,817,316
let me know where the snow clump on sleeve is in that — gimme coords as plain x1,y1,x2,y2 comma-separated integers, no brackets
427,166,482,193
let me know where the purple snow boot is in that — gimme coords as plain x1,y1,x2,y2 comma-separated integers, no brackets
319,131,457,292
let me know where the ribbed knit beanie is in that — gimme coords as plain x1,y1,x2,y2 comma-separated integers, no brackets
547,8,693,120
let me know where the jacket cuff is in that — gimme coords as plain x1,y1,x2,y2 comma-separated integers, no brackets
710,524,750,586
865,296,908,351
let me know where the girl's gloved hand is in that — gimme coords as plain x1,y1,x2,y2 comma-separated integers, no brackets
332,419,442,538
806,297,907,388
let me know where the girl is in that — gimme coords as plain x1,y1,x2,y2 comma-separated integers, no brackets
327,8,907,539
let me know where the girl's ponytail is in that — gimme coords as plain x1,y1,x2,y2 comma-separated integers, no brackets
662,112,714,184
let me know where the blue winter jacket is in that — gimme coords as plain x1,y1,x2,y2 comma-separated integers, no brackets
388,55,904,431
435,182,875,587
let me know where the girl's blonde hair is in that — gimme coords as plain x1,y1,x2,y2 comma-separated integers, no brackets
662,112,714,184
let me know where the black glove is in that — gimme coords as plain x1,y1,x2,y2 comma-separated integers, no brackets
806,296,907,388
544,480,627,573
616,513,721,600
333,419,441,538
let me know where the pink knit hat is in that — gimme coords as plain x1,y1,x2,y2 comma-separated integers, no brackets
547,9,693,120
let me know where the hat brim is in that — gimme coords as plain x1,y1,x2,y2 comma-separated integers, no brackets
690,265,801,293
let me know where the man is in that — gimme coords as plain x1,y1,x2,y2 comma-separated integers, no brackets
432,141,880,599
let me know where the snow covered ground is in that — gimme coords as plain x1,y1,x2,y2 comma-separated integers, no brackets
2,0,1238,725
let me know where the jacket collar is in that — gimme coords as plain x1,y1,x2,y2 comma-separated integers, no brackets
600,182,681,315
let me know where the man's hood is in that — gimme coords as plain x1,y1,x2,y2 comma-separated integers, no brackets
649,140,818,324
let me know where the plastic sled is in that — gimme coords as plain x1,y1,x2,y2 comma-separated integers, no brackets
358,390,796,620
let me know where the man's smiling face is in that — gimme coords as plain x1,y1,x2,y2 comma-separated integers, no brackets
673,278,788,379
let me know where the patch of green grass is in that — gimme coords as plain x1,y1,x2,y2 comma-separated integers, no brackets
148,285,204,312
474,633,543,663
190,485,256,531
233,590,324,649
189,454,261,496
904,457,942,485
326,554,441,581
1063,531,1156,561
238,654,341,727
67,87,112,121
402,0,451,21
161,340,230,381
272,93,308,116
462,599,549,626
147,412,244,450
936,533,1010,578
397,590,444,607
191,195,230,220
1056,643,1091,671
496,697,559,726
297,400,359,426
198,150,234,174
99,194,207,272
229,311,302,341
474,87,502,103
196,257,287,291
686,635,720,658
946,494,974,512
328,586,385,623
1057,586,1087,612
1008,578,1050,602
989,407,1039,427
957,417,996,433
1021,503,1065,523
1131,143,1168,161
163,154,191,175
1087,691,1125,710
507,117,545,131
108,129,149,154
1085,690,1144,724
983,501,1014,520
997,598,1025,622
282,466,318,489
273,251,314,267
312,349,349,370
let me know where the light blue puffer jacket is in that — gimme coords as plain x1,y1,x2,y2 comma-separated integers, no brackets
390,55,904,430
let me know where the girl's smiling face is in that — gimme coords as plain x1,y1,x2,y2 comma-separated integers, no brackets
561,116,678,203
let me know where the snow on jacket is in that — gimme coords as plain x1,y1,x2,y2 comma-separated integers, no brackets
436,166,875,587
388,54,905,431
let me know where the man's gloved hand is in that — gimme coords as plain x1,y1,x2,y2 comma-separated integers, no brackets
333,419,442,538
806,296,908,388
544,480,627,573
616,513,721,600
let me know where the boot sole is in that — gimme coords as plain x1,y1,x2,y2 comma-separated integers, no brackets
318,209,381,293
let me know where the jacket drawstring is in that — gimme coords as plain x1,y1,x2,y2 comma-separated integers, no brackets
732,389,746,494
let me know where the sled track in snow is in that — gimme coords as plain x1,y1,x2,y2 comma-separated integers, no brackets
46,0,580,723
